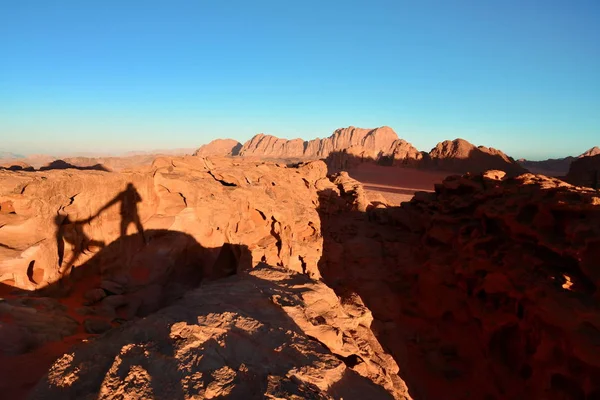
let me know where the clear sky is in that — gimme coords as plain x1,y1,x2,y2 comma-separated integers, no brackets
1,1,599,160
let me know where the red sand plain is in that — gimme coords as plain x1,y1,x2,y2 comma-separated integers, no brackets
348,164,453,204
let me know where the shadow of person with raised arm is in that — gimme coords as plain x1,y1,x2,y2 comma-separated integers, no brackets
55,213,105,276
93,182,146,243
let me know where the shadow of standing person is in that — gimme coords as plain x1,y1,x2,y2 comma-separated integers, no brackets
93,183,146,243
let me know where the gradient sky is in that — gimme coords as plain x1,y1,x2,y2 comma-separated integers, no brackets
1,1,599,160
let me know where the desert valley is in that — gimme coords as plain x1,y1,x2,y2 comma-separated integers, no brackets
1,126,600,399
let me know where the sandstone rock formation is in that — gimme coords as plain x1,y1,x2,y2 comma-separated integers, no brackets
193,139,242,157
237,127,524,175
318,170,600,399
566,153,600,189
427,139,526,176
238,127,423,166
0,156,327,292
0,157,409,399
30,266,409,399
580,146,600,158
3,152,600,399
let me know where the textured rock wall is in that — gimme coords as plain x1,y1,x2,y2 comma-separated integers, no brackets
0,156,325,292
30,266,411,399
1,157,413,399
318,170,600,399
238,126,421,163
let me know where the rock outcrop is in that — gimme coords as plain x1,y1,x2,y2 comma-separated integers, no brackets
0,156,326,292
580,146,600,158
30,266,409,399
0,157,409,399
427,139,526,176
566,153,600,189
237,127,524,175
193,139,242,157
4,150,600,399
238,127,423,165
318,170,600,399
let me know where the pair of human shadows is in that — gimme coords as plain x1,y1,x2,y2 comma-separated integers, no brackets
55,183,145,276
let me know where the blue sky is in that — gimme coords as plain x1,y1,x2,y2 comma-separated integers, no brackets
1,1,599,160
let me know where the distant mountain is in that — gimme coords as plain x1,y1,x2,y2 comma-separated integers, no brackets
193,139,242,157
580,146,600,158
122,148,195,157
517,146,600,176
427,138,527,176
194,126,526,176
566,153,600,188
0,151,25,159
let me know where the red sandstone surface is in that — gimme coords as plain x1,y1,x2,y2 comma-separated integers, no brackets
1,152,599,399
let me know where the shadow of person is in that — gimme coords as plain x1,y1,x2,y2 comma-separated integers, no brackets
55,213,105,277
94,183,146,242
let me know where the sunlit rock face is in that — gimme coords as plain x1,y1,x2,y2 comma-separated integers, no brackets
0,156,327,292
193,139,242,157
0,157,411,399
238,128,526,176
238,126,421,162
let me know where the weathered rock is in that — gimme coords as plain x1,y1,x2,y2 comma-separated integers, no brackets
83,318,112,334
580,146,600,158
427,138,527,176
0,297,78,355
238,128,525,176
30,266,411,399
239,126,419,164
318,171,600,399
0,156,326,292
0,156,409,399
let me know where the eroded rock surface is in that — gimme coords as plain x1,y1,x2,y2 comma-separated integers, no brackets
30,266,409,399
0,157,410,399
0,156,325,292
318,170,600,399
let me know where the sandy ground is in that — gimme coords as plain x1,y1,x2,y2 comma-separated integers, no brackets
347,164,453,205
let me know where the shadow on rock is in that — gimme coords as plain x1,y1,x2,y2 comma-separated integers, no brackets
316,172,600,400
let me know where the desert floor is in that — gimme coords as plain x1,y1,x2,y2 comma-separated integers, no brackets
347,164,453,204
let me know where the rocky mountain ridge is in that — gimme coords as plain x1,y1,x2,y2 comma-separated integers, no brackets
196,127,526,175
518,146,600,176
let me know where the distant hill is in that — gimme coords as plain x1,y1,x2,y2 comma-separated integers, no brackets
517,146,600,176
0,151,24,159
193,139,242,157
